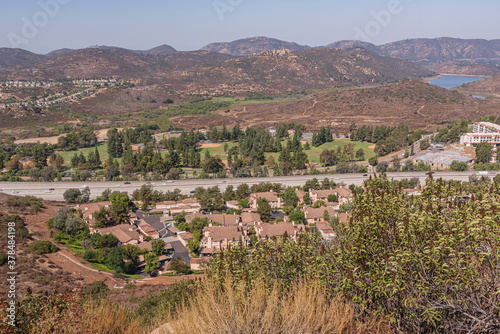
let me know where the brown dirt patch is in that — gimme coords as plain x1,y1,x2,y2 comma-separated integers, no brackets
200,143,222,148
14,135,63,145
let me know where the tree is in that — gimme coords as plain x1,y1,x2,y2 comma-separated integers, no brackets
284,187,299,207
289,209,306,224
323,209,330,221
109,192,130,224
355,148,365,161
327,194,338,203
475,142,493,164
256,198,272,222
29,167,41,181
235,183,250,200
376,161,389,173
420,139,430,151
450,160,468,171
303,193,311,205
368,156,378,166
151,239,165,256
63,188,82,204
106,247,126,273
93,207,109,228
169,257,190,274
144,253,159,275
202,156,224,176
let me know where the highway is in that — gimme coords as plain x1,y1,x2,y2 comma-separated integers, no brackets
0,171,488,201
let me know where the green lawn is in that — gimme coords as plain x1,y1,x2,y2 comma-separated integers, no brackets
57,143,112,166
56,139,375,168
200,139,376,164
304,139,376,163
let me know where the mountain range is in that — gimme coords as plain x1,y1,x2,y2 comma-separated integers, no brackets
1,36,499,79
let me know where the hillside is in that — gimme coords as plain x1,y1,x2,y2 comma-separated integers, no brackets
167,80,496,130
0,48,46,75
424,62,500,76
325,40,380,53
7,47,169,80
201,36,310,56
162,50,235,70
163,47,435,95
378,37,500,65
454,75,500,97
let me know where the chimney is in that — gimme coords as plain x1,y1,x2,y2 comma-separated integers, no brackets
139,234,144,242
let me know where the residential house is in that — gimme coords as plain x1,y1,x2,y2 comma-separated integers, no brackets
249,191,283,208
177,232,194,247
226,200,240,210
304,207,337,225
316,221,336,241
309,189,337,204
201,226,249,250
136,219,160,239
94,224,140,245
333,187,353,205
186,213,241,226
78,201,112,227
241,212,262,226
295,189,306,205
256,222,297,240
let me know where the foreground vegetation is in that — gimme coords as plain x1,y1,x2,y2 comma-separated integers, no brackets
4,174,500,333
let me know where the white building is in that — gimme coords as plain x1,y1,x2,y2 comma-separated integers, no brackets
473,122,500,134
460,133,500,147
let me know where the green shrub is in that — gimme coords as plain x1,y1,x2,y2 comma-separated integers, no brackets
84,281,110,295
28,241,58,254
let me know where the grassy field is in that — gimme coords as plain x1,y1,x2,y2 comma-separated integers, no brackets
200,139,376,164
58,143,111,166
57,138,376,168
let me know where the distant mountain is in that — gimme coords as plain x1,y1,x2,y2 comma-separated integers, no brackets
378,37,500,65
46,48,74,57
0,48,46,75
9,47,167,80
6,47,235,81
325,40,380,53
163,47,434,95
201,36,310,56
134,44,177,56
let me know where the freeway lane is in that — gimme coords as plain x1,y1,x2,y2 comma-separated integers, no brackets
0,171,488,201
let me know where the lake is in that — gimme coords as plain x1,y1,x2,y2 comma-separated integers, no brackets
430,75,485,90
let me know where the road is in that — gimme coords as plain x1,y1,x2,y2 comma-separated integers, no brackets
0,171,488,201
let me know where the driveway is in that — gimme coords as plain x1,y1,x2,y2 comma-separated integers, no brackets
163,233,191,264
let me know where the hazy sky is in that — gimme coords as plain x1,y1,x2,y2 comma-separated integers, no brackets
1,0,498,54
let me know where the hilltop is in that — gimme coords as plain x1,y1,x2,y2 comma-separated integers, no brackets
201,36,310,56
162,47,434,95
0,48,46,75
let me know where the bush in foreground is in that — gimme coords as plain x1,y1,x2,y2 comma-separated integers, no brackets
162,277,388,334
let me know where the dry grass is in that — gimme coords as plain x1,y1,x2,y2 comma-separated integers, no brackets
81,298,146,334
160,277,389,334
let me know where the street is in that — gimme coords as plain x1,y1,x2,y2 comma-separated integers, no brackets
0,171,486,201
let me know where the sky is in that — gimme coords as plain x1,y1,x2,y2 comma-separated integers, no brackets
0,0,498,54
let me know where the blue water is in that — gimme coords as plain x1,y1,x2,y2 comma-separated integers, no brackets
430,75,484,90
